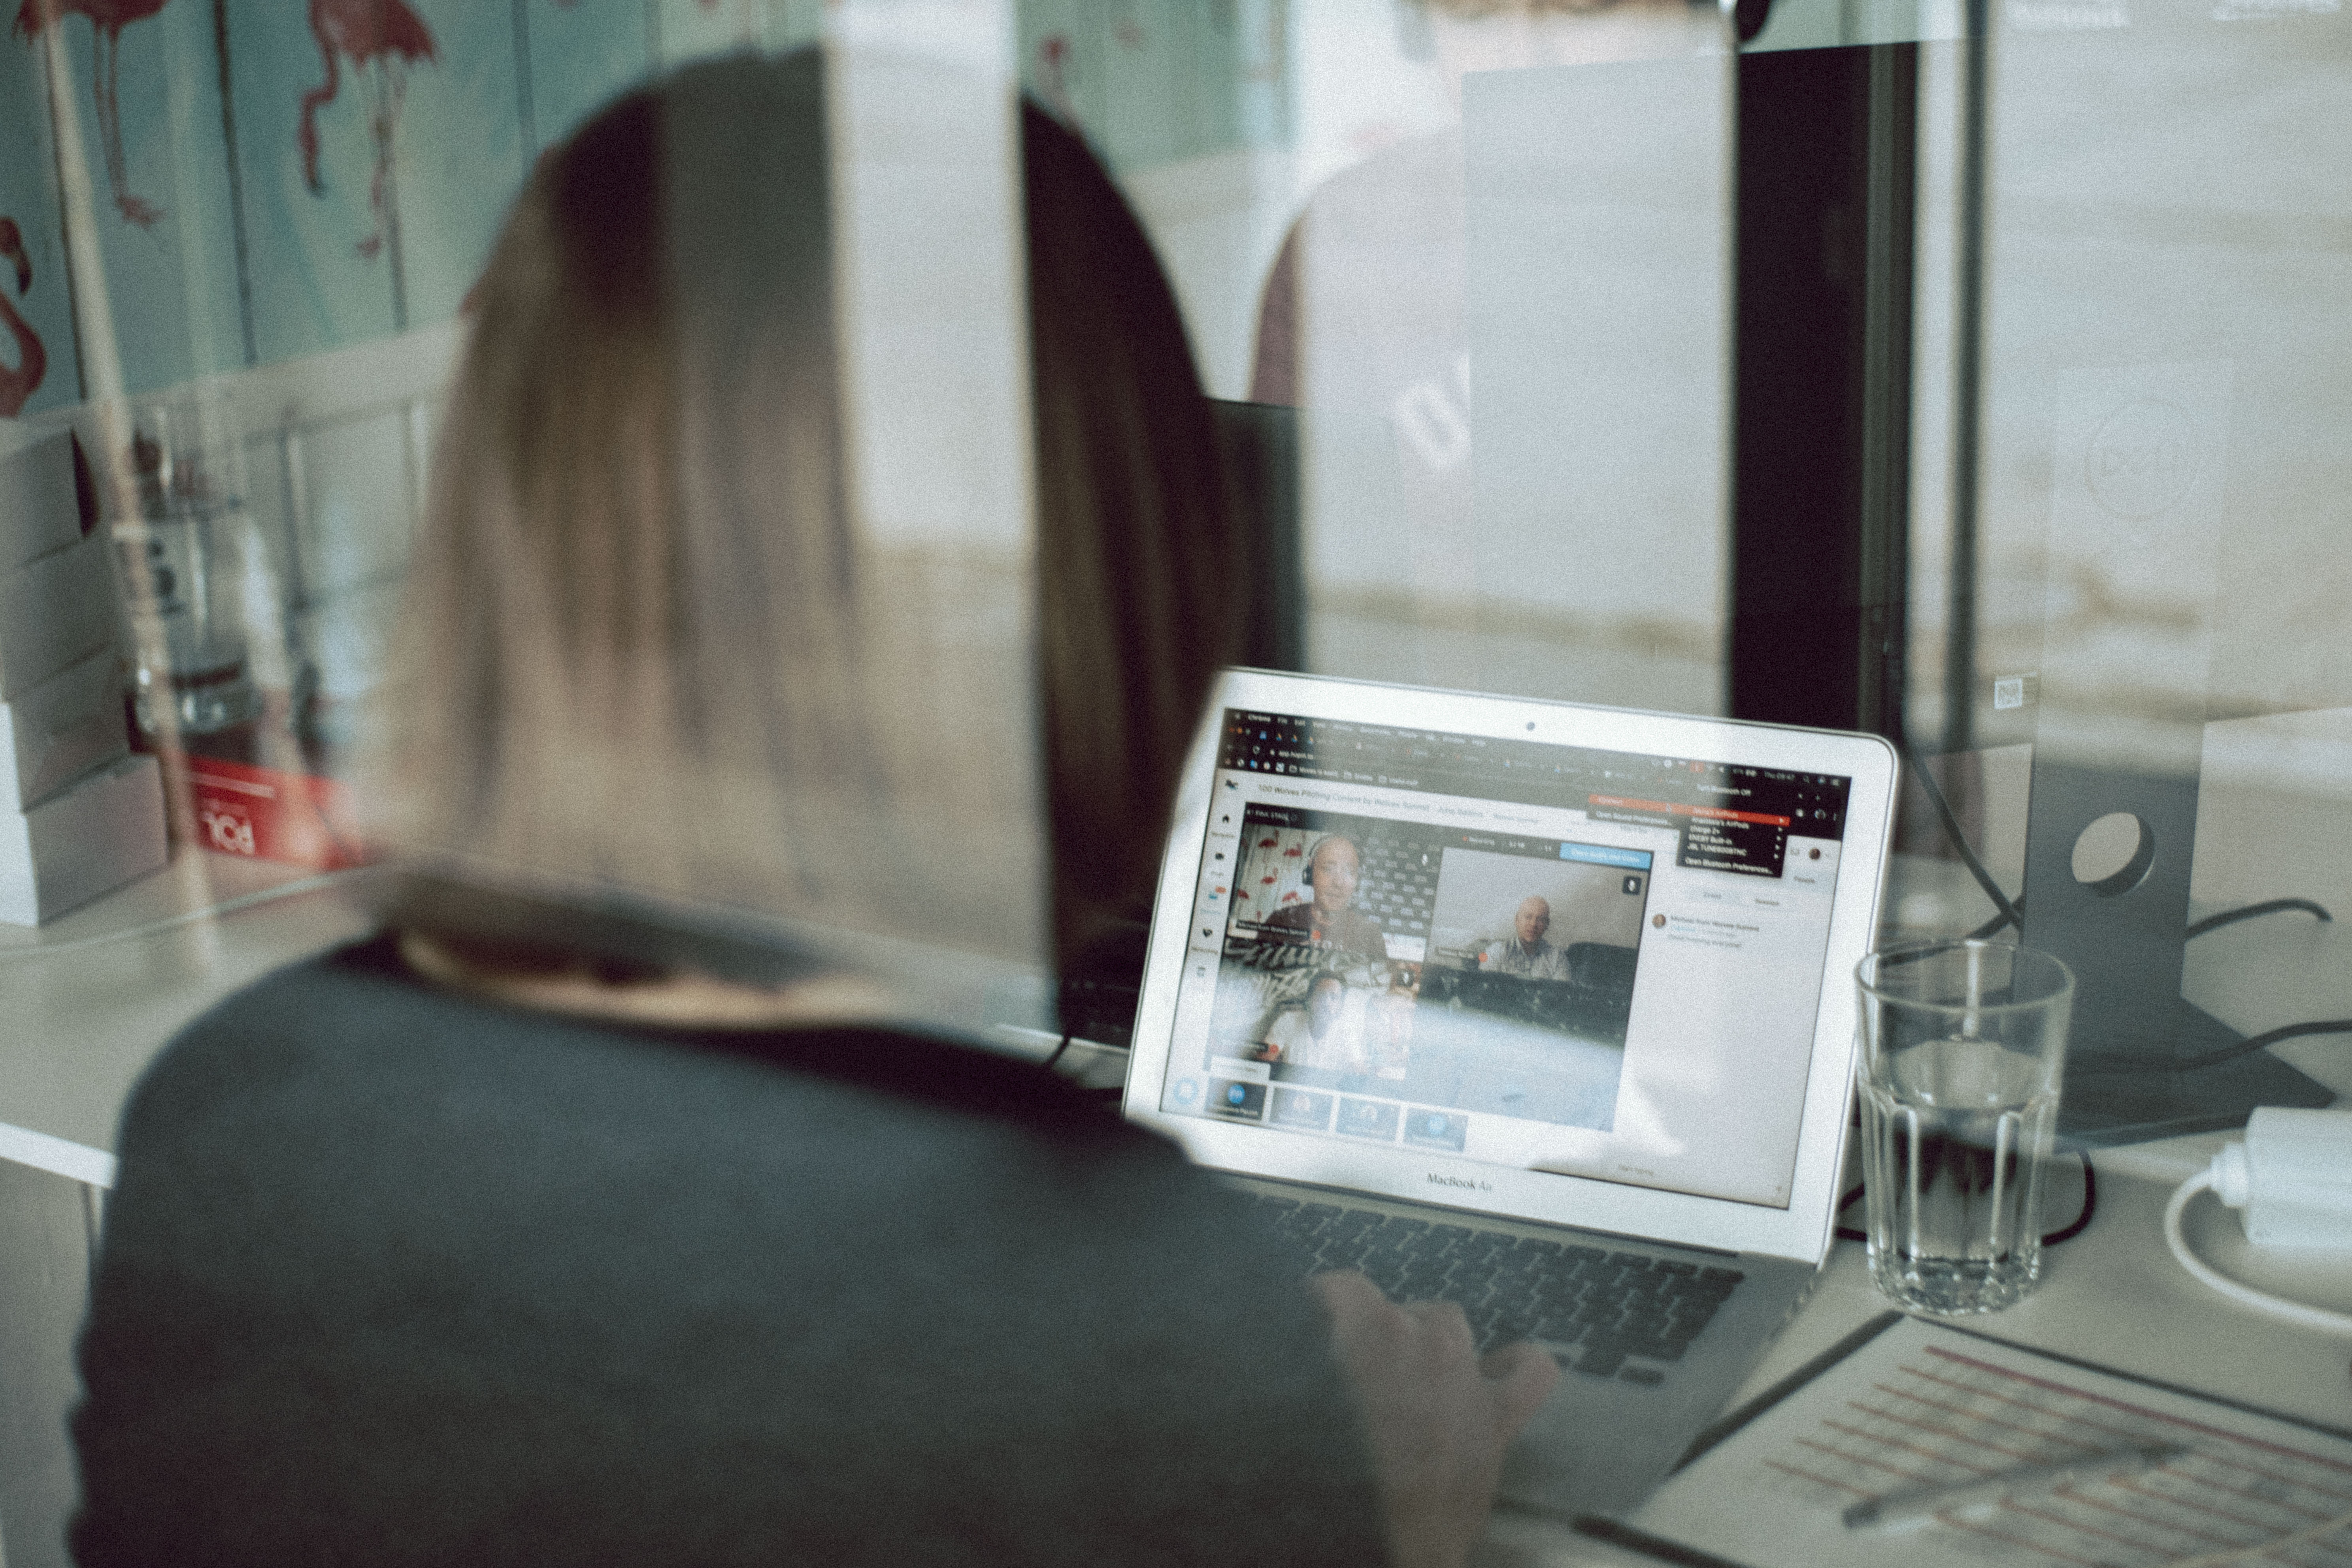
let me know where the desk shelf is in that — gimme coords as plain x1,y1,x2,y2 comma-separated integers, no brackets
0,847,373,1162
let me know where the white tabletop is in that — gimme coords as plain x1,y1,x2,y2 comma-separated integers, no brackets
0,850,372,1171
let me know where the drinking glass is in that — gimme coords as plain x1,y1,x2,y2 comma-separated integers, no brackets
1857,940,2075,1315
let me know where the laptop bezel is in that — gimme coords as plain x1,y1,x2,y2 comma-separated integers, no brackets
1121,670,1898,1266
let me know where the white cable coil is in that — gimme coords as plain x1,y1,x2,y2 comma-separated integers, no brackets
2163,1108,2352,1337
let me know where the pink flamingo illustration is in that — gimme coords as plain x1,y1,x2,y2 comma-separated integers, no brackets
13,0,172,227
0,218,48,417
298,0,436,260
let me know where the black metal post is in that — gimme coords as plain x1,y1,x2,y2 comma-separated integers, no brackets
1729,42,1916,739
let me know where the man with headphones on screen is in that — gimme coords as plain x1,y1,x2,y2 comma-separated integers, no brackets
1256,833,1389,962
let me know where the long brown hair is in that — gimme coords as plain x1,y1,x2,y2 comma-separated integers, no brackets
1024,102,1249,974
370,53,1245,980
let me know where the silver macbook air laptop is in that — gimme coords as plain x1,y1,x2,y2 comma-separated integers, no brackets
1121,670,1898,1518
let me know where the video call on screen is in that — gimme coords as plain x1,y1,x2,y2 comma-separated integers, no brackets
1177,710,1852,1148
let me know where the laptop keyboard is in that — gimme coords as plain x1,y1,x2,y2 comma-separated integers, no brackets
1252,1193,1744,1385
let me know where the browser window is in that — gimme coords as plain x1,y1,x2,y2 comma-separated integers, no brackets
1157,708,1853,1208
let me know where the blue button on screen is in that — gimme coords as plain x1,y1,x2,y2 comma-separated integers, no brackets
1560,842,1653,870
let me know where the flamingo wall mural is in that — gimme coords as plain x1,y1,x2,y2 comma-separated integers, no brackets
1035,32,1074,121
298,0,437,260
0,0,1269,408
1017,2,1284,176
12,0,174,227
0,217,48,417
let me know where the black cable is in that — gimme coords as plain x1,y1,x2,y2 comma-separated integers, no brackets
1040,1031,1075,1073
1834,1186,1863,1242
2184,897,2333,941
1894,732,2022,931
2041,1157,2097,1244
1967,902,2017,941
2070,1019,2352,1076
1896,744,2343,1079
1971,894,2330,945
1832,1153,2095,1245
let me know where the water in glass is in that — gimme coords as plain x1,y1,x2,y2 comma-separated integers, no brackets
1861,1034,2056,1315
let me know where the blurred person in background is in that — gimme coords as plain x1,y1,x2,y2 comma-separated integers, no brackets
70,48,1554,1568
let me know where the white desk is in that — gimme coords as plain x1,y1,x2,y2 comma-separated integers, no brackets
1482,1156,2352,1566
0,851,372,1170
1,850,2347,1568
0,851,370,1568
1469,858,2352,1565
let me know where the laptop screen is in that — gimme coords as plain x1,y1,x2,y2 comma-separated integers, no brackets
1151,707,1856,1211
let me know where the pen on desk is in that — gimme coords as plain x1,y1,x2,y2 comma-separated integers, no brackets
1841,1442,2190,1530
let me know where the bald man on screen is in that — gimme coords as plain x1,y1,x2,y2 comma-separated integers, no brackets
1480,896,1572,981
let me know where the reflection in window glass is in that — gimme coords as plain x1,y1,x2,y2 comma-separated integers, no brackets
1024,0,1732,715
1910,13,2352,917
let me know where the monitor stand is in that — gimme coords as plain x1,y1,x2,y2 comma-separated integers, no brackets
2019,758,2331,1145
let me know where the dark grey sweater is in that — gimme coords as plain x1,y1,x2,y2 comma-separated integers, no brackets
72,935,1385,1566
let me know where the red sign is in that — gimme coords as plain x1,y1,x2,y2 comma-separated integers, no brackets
177,753,367,870
1587,794,1792,828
